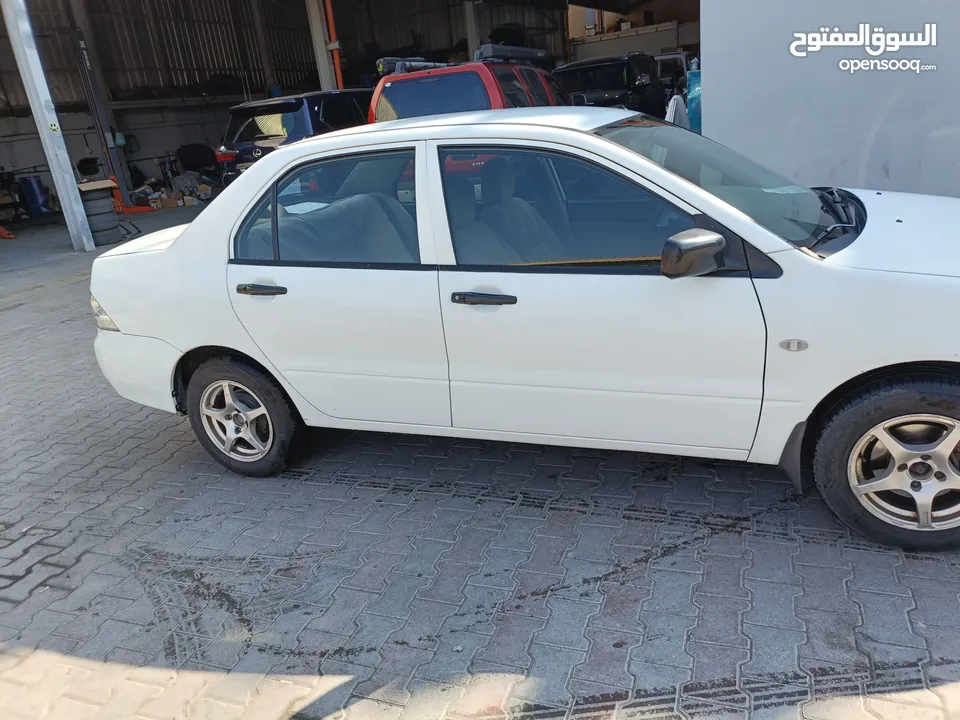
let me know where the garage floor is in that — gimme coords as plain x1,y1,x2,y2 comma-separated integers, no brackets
1,212,960,720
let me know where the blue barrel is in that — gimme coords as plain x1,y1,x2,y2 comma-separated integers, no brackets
19,175,51,216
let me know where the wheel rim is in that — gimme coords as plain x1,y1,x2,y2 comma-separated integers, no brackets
847,413,960,531
199,380,274,462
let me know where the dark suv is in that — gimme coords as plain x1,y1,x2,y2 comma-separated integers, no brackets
552,52,667,119
218,89,373,185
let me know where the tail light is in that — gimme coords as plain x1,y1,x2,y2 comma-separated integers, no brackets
215,146,237,163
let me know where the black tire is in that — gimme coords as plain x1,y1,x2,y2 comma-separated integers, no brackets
88,213,119,232
186,358,299,477
813,376,960,550
82,188,113,201
83,197,116,215
92,227,125,246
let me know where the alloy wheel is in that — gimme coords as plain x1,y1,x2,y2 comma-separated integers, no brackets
198,380,274,462
847,413,960,531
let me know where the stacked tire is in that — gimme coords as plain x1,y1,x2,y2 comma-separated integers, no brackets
81,188,123,246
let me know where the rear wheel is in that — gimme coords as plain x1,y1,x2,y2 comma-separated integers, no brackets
813,378,960,550
186,358,298,476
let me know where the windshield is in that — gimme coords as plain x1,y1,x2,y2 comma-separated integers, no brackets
554,63,628,93
597,116,837,246
226,101,305,143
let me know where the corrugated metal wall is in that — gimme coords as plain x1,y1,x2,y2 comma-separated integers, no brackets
0,0,317,114
0,0,85,110
331,0,568,83
1,0,569,113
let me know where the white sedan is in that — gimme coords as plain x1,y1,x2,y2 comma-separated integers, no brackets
91,107,960,550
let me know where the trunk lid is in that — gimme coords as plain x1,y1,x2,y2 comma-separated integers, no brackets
98,224,188,258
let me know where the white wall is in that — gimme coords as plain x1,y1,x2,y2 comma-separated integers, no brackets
702,0,960,198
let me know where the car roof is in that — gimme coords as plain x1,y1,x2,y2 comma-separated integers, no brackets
556,53,651,71
231,89,372,111
315,106,634,142
381,59,540,82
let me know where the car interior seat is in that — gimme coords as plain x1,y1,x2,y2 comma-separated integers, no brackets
480,158,567,263
444,176,522,265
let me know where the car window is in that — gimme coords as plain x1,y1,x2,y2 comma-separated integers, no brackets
598,117,833,246
234,192,275,261
493,67,530,108
226,100,305,143
519,69,551,106
542,73,571,105
554,63,627,93
376,72,491,121
438,146,694,268
320,96,363,130
658,57,686,82
235,150,420,264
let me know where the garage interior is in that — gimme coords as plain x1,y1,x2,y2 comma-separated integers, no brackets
0,0,701,248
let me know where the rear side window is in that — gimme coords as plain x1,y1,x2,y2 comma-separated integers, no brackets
519,69,551,106
493,67,530,108
543,74,571,105
376,72,491,121
320,96,364,130
234,150,420,265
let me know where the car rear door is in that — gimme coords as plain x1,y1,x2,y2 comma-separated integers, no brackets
425,138,767,458
228,141,451,427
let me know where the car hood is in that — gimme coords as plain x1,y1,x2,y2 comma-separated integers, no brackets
825,190,960,277
98,224,188,258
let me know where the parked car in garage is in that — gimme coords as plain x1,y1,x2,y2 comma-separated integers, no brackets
369,44,570,122
91,106,960,550
553,52,667,118
217,89,373,185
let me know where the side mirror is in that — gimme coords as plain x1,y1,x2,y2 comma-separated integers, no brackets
572,93,588,106
635,73,651,87
660,228,726,279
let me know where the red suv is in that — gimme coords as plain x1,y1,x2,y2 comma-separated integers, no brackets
369,44,571,123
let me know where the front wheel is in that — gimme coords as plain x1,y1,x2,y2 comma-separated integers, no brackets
814,378,960,550
186,358,298,476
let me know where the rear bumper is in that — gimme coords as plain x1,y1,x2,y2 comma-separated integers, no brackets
94,331,180,413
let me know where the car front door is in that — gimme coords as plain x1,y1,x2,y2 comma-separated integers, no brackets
426,140,766,458
228,143,451,427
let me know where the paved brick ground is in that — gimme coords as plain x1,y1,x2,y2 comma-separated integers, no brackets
2,218,960,719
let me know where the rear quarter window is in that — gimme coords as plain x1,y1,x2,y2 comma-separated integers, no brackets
376,71,491,121
543,73,571,105
493,67,531,108
519,69,552,106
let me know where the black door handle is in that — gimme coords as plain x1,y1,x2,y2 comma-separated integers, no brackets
451,292,517,306
236,283,287,296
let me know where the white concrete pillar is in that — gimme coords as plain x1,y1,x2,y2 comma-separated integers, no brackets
464,1,481,58
1,0,93,252
305,0,337,90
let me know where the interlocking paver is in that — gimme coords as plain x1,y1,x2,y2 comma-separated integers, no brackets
3,230,960,719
